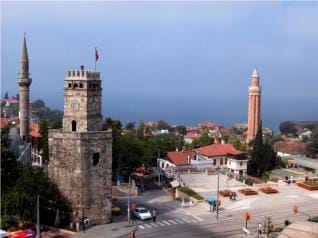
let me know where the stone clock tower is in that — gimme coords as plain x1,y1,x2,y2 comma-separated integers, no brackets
48,68,112,225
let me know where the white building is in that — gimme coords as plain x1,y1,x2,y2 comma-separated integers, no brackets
159,144,248,177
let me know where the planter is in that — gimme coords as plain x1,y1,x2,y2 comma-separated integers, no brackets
239,189,258,195
260,187,278,194
219,190,231,197
297,182,318,191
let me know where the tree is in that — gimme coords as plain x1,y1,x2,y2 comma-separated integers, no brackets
248,122,265,177
31,99,46,109
2,167,70,224
248,122,280,177
1,126,70,227
157,120,171,131
125,122,136,130
4,92,9,99
176,125,187,136
40,119,49,161
191,134,214,148
279,121,297,135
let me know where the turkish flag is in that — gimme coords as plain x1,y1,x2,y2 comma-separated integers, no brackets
95,48,99,62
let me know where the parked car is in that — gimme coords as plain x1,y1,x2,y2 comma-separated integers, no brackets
133,207,152,220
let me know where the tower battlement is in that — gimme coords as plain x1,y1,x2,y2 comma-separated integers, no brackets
66,70,100,80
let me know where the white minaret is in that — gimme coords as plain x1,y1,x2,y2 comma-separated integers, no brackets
17,35,32,141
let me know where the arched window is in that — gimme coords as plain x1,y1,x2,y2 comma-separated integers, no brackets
79,83,83,88
71,120,77,132
73,83,78,89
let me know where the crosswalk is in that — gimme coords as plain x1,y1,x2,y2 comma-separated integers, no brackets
137,216,202,230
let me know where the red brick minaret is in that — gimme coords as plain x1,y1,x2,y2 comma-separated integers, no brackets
247,68,261,142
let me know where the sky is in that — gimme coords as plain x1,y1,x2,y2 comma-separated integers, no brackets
1,1,318,131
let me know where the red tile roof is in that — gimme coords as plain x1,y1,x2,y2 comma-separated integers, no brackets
30,130,41,138
165,151,196,166
184,133,201,139
273,140,306,155
197,144,242,157
3,98,18,104
0,118,10,128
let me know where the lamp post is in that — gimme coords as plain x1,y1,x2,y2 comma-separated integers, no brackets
36,194,41,238
128,174,131,226
216,167,220,220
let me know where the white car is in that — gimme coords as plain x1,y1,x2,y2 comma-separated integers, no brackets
133,207,152,220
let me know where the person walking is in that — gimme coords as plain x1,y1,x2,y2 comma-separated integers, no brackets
152,208,157,222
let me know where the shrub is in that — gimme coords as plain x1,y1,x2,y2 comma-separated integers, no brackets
308,216,318,223
178,187,204,200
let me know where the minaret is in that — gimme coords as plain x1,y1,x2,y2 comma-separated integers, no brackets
247,67,261,142
17,35,32,141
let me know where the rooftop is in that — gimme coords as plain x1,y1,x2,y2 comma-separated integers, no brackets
197,144,242,157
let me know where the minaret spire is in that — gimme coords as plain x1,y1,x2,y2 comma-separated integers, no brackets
247,67,262,142
19,34,30,79
17,34,32,141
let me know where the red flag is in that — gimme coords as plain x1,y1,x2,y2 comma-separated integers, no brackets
95,48,99,62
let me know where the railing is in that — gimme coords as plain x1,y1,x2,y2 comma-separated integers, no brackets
18,142,32,166
32,151,43,167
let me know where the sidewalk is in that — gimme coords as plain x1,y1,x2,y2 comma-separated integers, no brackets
74,221,136,238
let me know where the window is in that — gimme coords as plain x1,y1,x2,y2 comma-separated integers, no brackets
161,162,164,168
93,153,100,166
240,162,243,166
220,158,223,165
213,159,216,165
71,120,77,132
73,83,78,89
79,83,83,88
68,83,72,88
225,158,227,164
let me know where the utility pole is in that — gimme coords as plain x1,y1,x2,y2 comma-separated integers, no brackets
36,194,41,238
128,175,131,226
157,149,161,186
216,167,220,220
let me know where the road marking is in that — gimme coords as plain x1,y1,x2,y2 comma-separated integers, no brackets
192,215,203,222
151,222,159,227
138,225,145,229
162,220,172,226
181,218,191,223
174,219,185,224
157,221,165,227
144,224,152,228
168,219,178,224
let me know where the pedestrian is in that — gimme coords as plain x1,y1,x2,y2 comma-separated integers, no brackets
212,202,216,212
233,192,237,201
82,212,85,233
229,192,233,201
152,208,157,222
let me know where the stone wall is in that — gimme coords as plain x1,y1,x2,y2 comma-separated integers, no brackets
48,129,112,224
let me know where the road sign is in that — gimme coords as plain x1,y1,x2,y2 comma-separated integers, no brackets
242,228,250,234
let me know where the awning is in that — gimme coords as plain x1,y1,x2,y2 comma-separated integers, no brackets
206,197,216,204
0,229,8,238
170,180,180,188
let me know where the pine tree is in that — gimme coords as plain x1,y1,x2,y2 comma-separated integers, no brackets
249,121,264,176
248,121,280,177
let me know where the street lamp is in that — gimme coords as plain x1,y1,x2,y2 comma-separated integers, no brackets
128,174,132,226
216,166,220,220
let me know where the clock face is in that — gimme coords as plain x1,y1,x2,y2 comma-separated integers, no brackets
71,101,80,111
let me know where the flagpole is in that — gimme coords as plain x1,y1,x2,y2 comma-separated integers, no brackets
94,47,97,72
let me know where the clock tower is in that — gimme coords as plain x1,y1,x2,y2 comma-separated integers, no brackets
48,67,112,225
63,69,103,132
